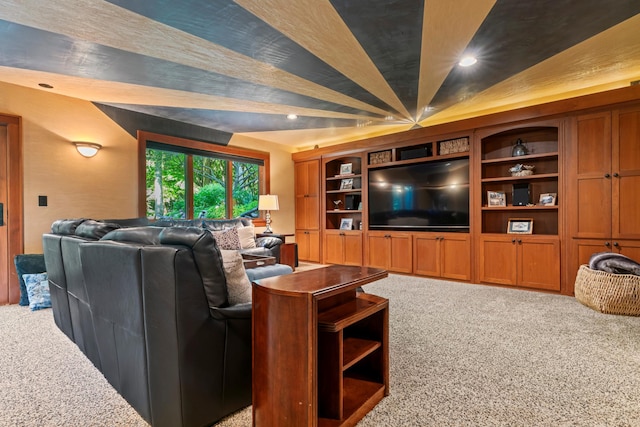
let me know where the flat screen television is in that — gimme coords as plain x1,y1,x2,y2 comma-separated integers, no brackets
368,158,469,231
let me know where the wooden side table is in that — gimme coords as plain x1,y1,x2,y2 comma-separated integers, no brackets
257,233,297,270
252,265,389,427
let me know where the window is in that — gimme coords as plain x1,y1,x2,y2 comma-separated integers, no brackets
138,132,269,222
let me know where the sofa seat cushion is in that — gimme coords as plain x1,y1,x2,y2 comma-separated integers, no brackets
246,264,293,282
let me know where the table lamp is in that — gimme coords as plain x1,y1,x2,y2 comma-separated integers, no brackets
258,194,279,233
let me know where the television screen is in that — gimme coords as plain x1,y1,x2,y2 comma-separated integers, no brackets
368,158,469,231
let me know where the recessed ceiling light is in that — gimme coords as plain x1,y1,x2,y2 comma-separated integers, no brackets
458,56,477,67
286,114,298,120
38,83,54,89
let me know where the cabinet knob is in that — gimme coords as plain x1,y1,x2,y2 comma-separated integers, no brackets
604,173,611,178
613,172,619,178
613,242,619,247
517,239,522,244
511,239,516,243
605,241,611,247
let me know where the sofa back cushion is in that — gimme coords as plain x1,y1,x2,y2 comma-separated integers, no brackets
202,218,251,231
51,218,86,235
75,220,121,240
158,227,229,308
101,226,164,245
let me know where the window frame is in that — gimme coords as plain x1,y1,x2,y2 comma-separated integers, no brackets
138,131,269,224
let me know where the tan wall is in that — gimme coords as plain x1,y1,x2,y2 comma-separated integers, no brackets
0,81,295,253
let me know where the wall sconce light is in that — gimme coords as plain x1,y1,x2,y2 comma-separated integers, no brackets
74,142,102,158
258,194,279,233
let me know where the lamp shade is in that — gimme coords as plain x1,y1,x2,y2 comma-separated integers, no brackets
75,142,102,157
258,194,279,211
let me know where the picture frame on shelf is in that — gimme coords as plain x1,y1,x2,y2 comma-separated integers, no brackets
339,218,353,230
539,193,557,206
487,191,506,207
339,163,353,176
507,218,533,234
340,178,353,190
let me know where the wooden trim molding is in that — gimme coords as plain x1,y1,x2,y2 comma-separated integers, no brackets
0,114,23,305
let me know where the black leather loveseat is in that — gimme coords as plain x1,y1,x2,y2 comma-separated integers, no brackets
42,219,258,426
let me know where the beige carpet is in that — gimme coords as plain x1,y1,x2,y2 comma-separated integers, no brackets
2,272,639,426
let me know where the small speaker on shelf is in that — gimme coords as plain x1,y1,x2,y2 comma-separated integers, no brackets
344,194,361,210
512,183,530,206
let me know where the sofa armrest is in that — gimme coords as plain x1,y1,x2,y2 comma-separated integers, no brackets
255,236,283,250
209,302,252,320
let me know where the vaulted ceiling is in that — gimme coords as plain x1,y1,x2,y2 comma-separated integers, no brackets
1,0,639,149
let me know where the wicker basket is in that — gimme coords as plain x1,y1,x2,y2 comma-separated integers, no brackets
574,265,640,316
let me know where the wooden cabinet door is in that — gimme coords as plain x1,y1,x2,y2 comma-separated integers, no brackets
614,239,640,264
572,112,612,239
296,230,321,262
295,195,319,230
517,237,560,291
479,235,517,285
324,230,345,265
389,233,412,273
295,160,320,231
612,107,640,239
343,232,363,266
366,233,391,269
413,234,439,276
440,233,471,281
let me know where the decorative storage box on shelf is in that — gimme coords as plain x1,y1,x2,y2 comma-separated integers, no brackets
438,137,470,155
368,150,392,165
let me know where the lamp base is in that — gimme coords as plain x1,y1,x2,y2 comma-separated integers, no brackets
264,211,274,233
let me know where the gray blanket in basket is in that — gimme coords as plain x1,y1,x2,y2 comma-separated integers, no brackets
589,252,640,276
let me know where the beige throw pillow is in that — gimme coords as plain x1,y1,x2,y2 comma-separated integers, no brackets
237,225,257,249
220,250,252,305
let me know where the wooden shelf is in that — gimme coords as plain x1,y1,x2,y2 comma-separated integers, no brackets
481,173,558,183
367,151,468,170
481,151,558,164
327,209,362,214
327,189,362,194
319,378,385,427
318,294,388,332
482,205,558,211
343,338,381,371
327,174,362,181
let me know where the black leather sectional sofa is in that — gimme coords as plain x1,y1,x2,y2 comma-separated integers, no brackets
42,217,284,426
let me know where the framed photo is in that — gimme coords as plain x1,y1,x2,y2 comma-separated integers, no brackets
339,218,353,230
339,163,353,175
487,191,506,207
507,218,533,234
539,192,557,206
340,178,353,190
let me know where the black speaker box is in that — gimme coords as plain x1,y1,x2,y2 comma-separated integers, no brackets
344,194,361,210
399,146,432,161
512,183,530,206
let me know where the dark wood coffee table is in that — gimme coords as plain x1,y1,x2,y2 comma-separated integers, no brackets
252,265,389,427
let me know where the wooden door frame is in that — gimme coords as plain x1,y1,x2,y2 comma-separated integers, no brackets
1,114,24,305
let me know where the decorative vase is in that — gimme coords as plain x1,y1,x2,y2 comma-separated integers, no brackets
511,138,528,157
